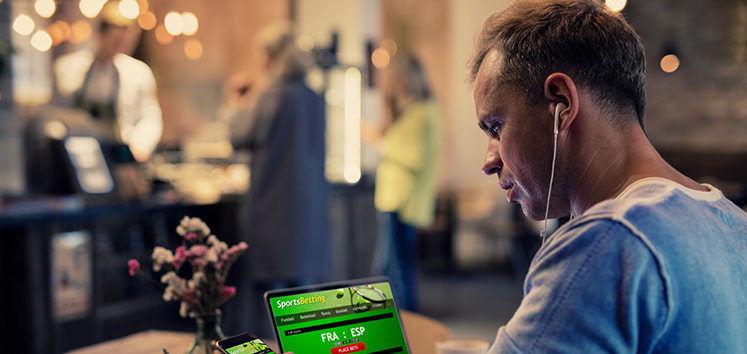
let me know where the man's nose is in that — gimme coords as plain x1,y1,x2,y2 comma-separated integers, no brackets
482,140,502,175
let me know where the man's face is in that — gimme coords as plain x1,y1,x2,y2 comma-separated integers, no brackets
473,49,556,220
97,25,129,60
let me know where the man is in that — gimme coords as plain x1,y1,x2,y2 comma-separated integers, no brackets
53,1,162,162
470,0,747,352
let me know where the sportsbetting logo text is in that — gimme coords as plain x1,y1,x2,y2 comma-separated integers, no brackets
276,295,327,309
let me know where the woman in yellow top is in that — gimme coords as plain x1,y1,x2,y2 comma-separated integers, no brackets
365,52,441,311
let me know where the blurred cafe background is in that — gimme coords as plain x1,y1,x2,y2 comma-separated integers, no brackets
1,0,746,353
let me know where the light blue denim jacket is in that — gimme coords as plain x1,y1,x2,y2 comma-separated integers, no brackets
489,178,747,353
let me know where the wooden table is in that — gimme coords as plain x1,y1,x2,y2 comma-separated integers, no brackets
66,310,451,354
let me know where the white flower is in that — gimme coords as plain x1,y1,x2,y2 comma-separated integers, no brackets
151,247,174,271
179,301,190,318
192,271,206,285
176,216,211,237
204,248,219,263
161,271,186,301
129,216,248,319
208,236,229,255
176,216,190,236
190,218,210,236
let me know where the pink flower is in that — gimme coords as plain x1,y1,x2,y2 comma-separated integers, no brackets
125,216,246,319
128,259,140,276
173,246,187,268
220,286,237,302
190,245,209,257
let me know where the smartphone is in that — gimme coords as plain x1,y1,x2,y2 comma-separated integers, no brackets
216,332,276,354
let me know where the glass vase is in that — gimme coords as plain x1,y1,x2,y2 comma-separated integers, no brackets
186,311,225,354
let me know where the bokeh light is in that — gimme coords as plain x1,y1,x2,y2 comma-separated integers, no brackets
605,0,627,12
298,35,315,52
660,54,680,73
379,39,398,57
155,24,174,45
138,11,157,31
79,0,107,19
184,38,203,60
70,20,92,44
30,30,53,52
135,0,149,13
119,0,140,20
35,0,56,18
48,20,72,46
181,12,199,36
164,11,184,36
13,14,35,36
371,47,390,69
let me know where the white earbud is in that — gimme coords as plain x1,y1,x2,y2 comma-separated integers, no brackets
553,102,565,134
540,102,566,240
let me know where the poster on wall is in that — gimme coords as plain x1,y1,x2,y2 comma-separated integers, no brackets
51,230,92,321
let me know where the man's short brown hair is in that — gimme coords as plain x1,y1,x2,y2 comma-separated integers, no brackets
470,0,646,127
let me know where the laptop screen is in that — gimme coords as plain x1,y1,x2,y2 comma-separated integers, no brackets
264,277,410,353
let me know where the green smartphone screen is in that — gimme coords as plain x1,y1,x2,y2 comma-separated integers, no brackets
269,281,409,353
224,337,275,354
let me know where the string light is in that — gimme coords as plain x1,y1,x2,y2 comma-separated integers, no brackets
138,11,156,30
181,12,199,36
371,47,390,69
605,0,627,12
30,30,53,52
660,54,680,73
118,0,140,20
79,0,107,19
69,20,92,44
13,14,35,36
35,0,56,18
155,24,174,45
164,11,184,36
184,38,203,60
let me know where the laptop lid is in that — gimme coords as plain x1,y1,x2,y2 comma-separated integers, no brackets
264,276,410,353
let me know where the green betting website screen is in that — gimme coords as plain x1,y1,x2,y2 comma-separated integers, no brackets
268,281,409,354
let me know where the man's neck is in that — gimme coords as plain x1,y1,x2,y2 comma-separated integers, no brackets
94,51,116,64
566,121,702,217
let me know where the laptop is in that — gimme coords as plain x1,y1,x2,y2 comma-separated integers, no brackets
264,277,411,353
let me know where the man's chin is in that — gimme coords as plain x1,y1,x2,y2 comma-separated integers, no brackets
520,204,571,222
519,204,546,221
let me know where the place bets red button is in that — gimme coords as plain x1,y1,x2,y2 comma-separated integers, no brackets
331,342,366,354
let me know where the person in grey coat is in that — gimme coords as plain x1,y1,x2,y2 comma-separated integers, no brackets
226,22,331,288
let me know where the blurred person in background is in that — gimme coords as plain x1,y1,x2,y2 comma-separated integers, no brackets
53,0,162,163
470,0,747,352
362,52,441,312
225,22,331,292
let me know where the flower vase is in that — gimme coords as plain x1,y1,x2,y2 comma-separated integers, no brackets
186,311,225,354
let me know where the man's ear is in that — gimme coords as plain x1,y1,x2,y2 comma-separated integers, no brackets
544,73,579,131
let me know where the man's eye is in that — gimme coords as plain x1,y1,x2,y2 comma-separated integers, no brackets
489,123,501,137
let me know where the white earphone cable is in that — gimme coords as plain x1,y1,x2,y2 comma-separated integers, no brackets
540,104,562,240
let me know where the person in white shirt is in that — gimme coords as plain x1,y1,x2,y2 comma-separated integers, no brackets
53,1,162,162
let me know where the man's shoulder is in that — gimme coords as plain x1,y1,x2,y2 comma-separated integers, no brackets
55,50,93,69
559,177,745,251
113,53,154,73
582,177,726,221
